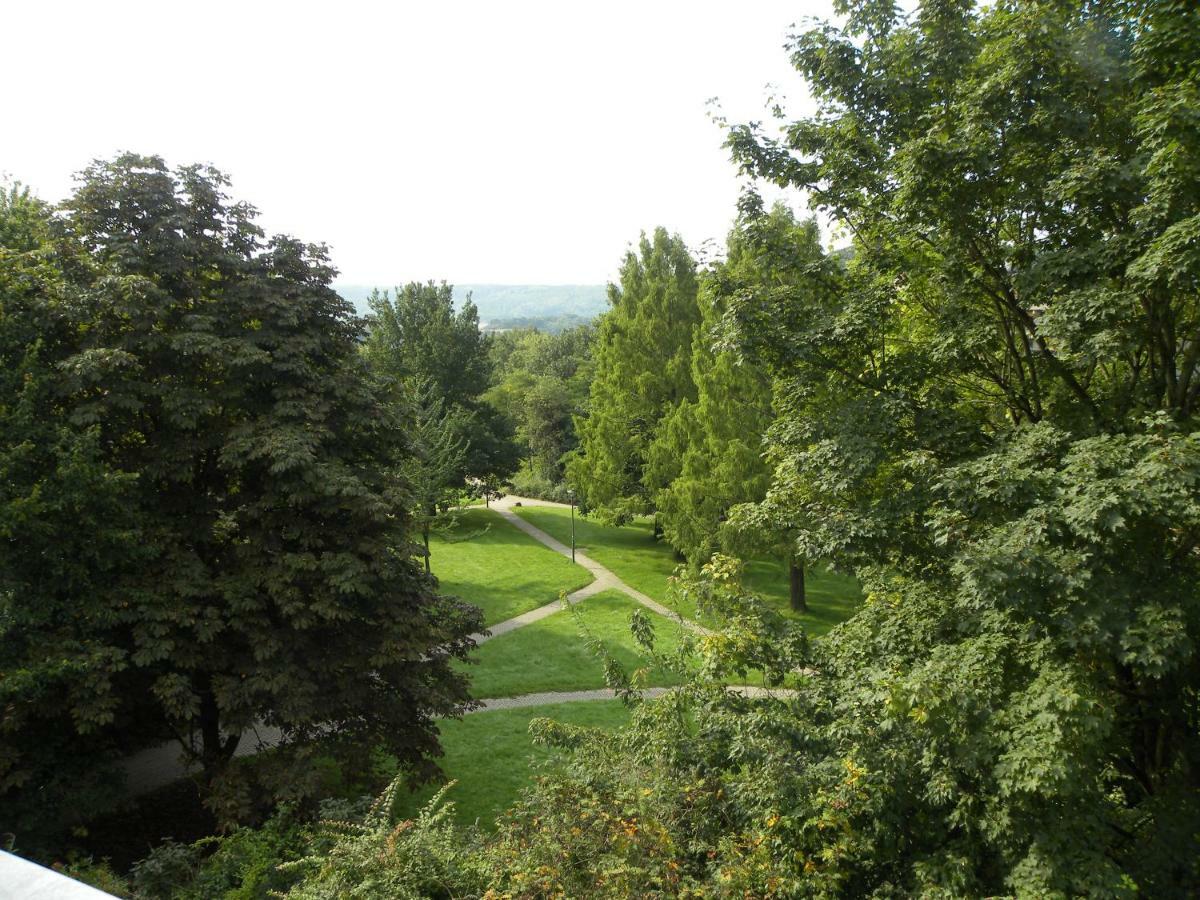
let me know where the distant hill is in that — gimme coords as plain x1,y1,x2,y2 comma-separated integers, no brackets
333,283,609,326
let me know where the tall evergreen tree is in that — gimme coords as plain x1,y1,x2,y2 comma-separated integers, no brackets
566,228,699,523
655,198,827,611
401,378,469,575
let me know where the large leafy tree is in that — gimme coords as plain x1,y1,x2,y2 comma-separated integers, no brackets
566,228,700,522
707,0,1200,892
0,185,146,852
364,282,518,483
3,157,483,832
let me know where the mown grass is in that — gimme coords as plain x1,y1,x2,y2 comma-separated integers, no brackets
428,507,593,626
460,589,687,698
389,700,631,829
511,505,862,636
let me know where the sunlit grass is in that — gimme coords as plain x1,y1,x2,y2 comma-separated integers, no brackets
461,589,686,698
387,700,631,829
512,505,862,636
428,507,593,626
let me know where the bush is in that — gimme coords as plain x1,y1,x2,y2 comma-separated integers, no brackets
51,855,130,897
508,469,575,504
280,780,489,899
128,806,311,900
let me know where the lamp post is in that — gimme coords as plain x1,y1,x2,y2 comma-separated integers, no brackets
567,489,576,563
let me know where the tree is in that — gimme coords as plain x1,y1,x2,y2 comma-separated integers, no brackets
653,197,827,611
3,156,483,833
710,0,1200,892
401,379,469,574
364,282,519,483
566,228,700,522
0,184,145,853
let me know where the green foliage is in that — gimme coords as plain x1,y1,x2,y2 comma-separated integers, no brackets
363,281,519,482
506,468,576,503
280,779,491,898
655,199,825,572
0,182,141,851
50,855,130,897
128,808,309,899
486,324,595,482
713,0,1200,892
567,228,700,522
364,281,490,414
427,507,592,627
1,157,483,847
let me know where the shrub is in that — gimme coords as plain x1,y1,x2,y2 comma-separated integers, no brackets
508,469,575,504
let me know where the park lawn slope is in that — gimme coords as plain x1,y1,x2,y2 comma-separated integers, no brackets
429,507,593,626
512,505,861,636
461,590,688,698
389,700,631,829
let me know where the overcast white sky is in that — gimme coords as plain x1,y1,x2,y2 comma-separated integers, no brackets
2,1,834,285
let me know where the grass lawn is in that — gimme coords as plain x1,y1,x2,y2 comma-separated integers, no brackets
390,700,631,829
461,589,687,698
428,507,594,626
512,505,862,636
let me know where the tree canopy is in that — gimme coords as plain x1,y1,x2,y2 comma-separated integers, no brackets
567,228,700,522
0,157,483,841
364,281,519,484
485,324,594,488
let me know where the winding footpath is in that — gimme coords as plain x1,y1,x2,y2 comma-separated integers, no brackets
122,496,728,794
472,495,710,643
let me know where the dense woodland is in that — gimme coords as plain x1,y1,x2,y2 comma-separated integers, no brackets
2,0,1199,896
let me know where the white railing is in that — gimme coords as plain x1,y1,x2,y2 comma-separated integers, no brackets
0,851,120,899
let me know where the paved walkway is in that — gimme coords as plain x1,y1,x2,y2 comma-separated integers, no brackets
470,495,711,645
476,684,795,711
123,496,721,795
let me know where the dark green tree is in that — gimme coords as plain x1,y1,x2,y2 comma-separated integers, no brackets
401,378,469,574
364,282,518,483
0,184,145,853
4,157,483,832
566,228,700,523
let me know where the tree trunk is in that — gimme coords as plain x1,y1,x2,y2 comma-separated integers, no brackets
423,524,431,575
197,675,239,784
789,559,807,613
